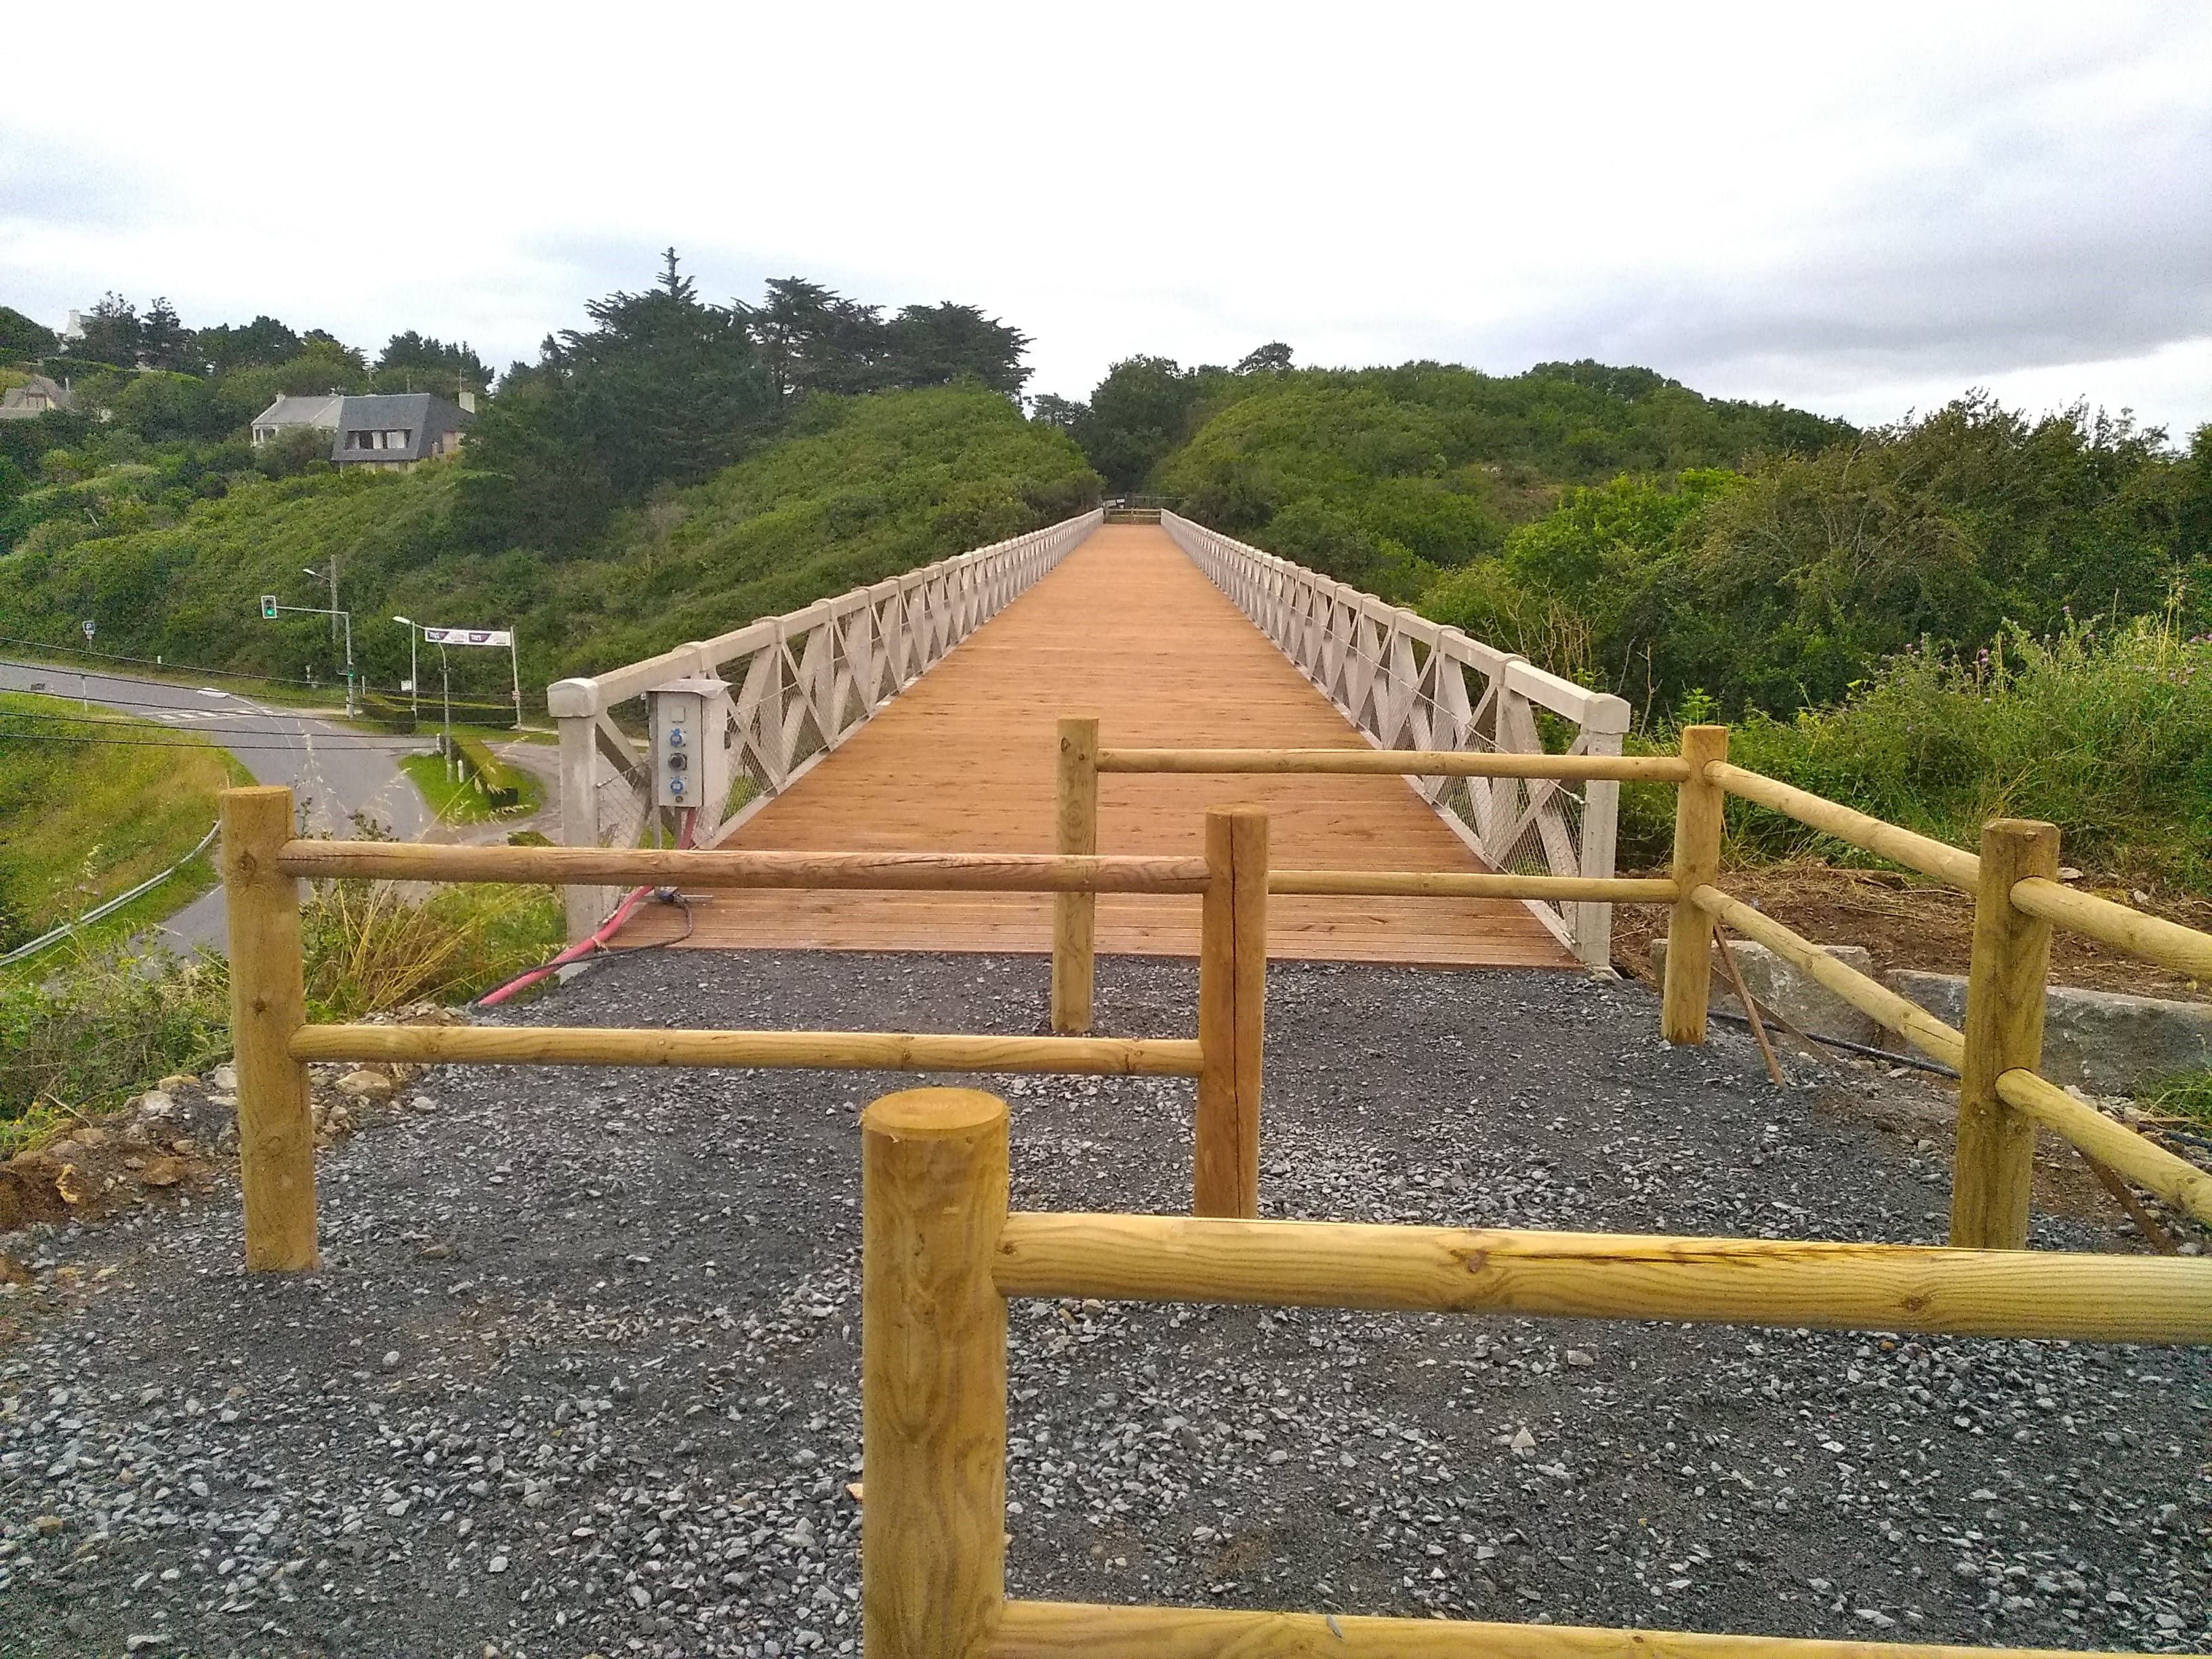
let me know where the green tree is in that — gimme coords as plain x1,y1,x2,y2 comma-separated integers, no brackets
73,293,141,368
462,251,774,551
741,276,890,401
884,303,1031,396
0,306,56,363
1076,356,1204,489
373,331,491,392
1235,342,1294,375
137,298,195,373
197,315,303,373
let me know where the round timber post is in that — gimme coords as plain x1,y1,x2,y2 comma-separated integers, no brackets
1661,726,1729,1044
1195,805,1268,1217
220,785,320,1271
1952,819,2060,1250
861,1087,1010,1656
1050,713,1101,1033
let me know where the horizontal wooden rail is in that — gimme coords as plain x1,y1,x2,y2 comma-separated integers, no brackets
991,1212,2212,1343
1708,762,1980,892
291,1024,1204,1077
275,841,1212,895
2009,876,2212,980
1996,1067,2212,1227
1270,869,1675,902
992,1600,2135,1658
1689,885,1968,1069
1097,746,1687,781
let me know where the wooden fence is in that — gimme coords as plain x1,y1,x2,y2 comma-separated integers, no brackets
1047,718,2212,1245
213,707,2212,1655
546,509,1103,941
858,1085,2211,1658
218,781,1261,1270
1164,510,1633,966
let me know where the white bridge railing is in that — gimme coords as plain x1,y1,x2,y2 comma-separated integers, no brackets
1164,510,1631,966
548,509,1104,939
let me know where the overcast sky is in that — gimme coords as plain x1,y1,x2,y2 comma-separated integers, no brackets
5,2,2207,436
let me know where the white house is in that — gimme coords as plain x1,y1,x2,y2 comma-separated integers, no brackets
250,393,346,446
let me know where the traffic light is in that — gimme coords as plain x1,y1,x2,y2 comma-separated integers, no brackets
260,595,279,619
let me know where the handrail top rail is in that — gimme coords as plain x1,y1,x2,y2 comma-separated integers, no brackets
1097,745,1684,781
549,510,1100,715
1706,758,1982,892
271,837,1211,894
1162,510,1628,726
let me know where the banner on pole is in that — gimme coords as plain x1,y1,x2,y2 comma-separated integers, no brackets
422,627,513,648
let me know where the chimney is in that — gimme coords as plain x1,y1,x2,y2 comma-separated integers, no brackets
457,390,476,414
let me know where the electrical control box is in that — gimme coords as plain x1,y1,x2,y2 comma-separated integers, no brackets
647,677,734,813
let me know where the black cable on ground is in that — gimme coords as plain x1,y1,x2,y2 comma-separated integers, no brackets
1706,1007,1960,1078
600,893,695,952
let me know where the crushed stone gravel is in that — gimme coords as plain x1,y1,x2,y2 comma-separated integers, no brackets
2,951,2206,1657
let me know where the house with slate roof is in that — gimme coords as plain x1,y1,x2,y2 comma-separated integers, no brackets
249,390,476,470
329,391,474,471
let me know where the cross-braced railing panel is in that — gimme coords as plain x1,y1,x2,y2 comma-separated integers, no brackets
1163,511,1630,966
548,510,1104,939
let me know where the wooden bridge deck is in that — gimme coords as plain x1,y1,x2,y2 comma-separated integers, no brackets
619,524,1576,968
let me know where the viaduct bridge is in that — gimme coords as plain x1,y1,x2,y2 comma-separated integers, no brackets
547,508,1631,973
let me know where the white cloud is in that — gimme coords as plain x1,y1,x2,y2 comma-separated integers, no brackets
2,0,2207,433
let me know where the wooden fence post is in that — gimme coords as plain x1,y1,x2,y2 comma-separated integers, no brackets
1195,806,1268,1217
1661,725,1729,1044
219,785,319,1271
1050,714,1100,1033
1953,819,2060,1250
861,1087,1009,1658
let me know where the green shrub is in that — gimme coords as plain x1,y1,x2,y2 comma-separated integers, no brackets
447,734,522,808
1,878,562,1140
0,943,231,1144
1626,617,2212,888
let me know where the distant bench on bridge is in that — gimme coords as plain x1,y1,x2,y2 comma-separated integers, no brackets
546,508,1631,971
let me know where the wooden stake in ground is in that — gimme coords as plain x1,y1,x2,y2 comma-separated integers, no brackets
1049,713,1099,1033
1952,819,2060,1250
1710,922,1786,1088
1661,726,1728,1044
220,785,319,1271
2075,1150,2178,1254
861,1088,1009,1657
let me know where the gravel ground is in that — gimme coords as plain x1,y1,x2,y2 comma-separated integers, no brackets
2,952,2207,1658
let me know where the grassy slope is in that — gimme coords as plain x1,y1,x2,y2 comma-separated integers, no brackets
0,691,241,948
0,387,1099,698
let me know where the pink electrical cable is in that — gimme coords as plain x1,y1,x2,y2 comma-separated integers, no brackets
476,808,697,1007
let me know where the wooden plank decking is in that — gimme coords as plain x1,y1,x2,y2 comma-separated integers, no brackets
617,524,1576,968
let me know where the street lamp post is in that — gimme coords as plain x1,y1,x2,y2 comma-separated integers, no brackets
392,617,420,718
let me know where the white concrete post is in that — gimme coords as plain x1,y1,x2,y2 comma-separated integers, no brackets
1574,692,1633,970
549,676,610,943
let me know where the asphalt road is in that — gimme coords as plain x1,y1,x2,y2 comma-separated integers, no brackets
2,659,430,952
